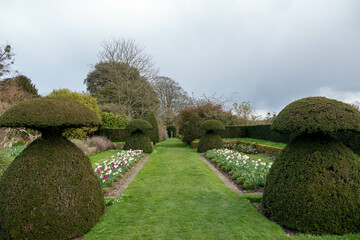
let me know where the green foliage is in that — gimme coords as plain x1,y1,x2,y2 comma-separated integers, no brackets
221,125,247,138
0,44,15,78
0,135,104,239
48,89,102,139
145,112,160,144
272,97,360,135
263,134,360,234
125,119,152,134
123,131,153,153
101,112,129,128
197,132,224,153
0,97,101,131
200,119,225,133
100,128,129,142
183,113,201,144
166,125,176,138
84,62,159,119
11,75,38,96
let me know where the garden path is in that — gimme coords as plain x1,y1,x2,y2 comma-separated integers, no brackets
83,139,356,240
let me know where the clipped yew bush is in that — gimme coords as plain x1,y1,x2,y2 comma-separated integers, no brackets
167,125,176,138
0,97,104,240
262,97,360,235
183,113,201,145
145,111,160,144
197,119,225,153
123,119,153,153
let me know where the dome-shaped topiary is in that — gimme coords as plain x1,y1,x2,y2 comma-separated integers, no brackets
125,119,152,134
263,96,360,235
123,132,153,153
0,97,101,131
271,97,360,135
145,112,160,144
0,135,104,239
197,119,224,153
124,119,153,153
0,97,104,240
200,119,225,133
262,134,360,234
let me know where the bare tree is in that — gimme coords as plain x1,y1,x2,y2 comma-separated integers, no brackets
232,101,258,125
98,38,159,81
151,76,190,125
0,44,15,79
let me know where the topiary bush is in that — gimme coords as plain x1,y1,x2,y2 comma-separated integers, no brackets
123,119,153,153
167,125,176,138
183,113,201,145
0,97,104,240
263,97,360,235
197,119,225,153
145,111,160,144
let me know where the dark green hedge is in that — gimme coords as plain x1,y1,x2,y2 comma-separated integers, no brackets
221,125,247,138
263,134,360,234
100,128,129,142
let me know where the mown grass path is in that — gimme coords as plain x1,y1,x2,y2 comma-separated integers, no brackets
84,139,360,240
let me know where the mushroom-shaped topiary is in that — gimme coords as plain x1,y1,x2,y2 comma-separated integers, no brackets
197,119,225,153
263,97,360,235
0,97,105,240
123,119,153,153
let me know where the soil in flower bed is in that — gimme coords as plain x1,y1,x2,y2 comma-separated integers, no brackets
199,154,263,194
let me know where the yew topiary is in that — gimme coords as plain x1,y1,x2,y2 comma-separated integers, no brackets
123,119,153,153
145,112,160,144
197,119,225,153
183,113,201,145
167,125,176,138
0,97,104,240
263,97,360,235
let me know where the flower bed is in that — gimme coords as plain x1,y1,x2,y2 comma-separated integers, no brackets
204,149,272,190
94,150,144,188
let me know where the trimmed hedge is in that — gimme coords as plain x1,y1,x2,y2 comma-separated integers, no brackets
99,128,129,142
272,97,360,135
167,126,176,138
0,97,101,130
145,112,160,144
197,132,223,153
263,134,360,234
123,132,153,154
221,125,247,138
0,135,104,239
183,113,201,145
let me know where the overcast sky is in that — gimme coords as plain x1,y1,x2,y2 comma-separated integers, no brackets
1,0,359,115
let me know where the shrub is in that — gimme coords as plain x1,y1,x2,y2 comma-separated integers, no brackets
158,125,168,141
123,132,153,153
48,89,102,139
197,120,225,153
183,113,201,144
100,128,129,142
197,132,223,153
123,120,153,153
145,112,160,144
0,97,104,239
263,97,360,235
263,134,360,234
88,136,113,152
0,135,104,239
167,125,176,138
101,112,129,128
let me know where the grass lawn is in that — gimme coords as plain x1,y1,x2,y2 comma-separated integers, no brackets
88,150,122,166
83,138,360,240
